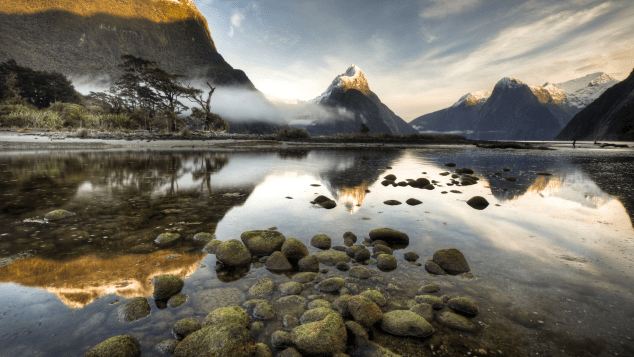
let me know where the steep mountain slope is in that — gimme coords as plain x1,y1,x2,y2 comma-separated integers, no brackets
309,65,416,135
529,83,580,127
409,91,490,137
475,78,561,140
556,68,634,141
0,0,254,88
556,73,619,109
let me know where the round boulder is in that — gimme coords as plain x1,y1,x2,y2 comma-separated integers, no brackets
432,248,470,274
298,255,320,272
173,324,256,357
466,196,489,210
155,339,179,355
447,297,479,315
44,209,75,221
348,295,383,327
216,239,252,268
249,278,276,298
415,295,445,309
84,335,140,357
281,238,309,261
154,233,181,248
424,259,447,275
173,318,202,340
117,297,151,322
291,313,347,356
192,232,215,246
381,310,434,337
360,290,386,307
376,254,398,271
202,306,249,328
437,311,477,332
310,234,332,250
152,275,184,301
335,261,350,271
354,248,371,262
404,252,419,262
315,277,345,292
368,228,409,244
349,266,371,280
320,200,337,209
240,230,286,256
409,303,434,322
315,250,351,266
265,251,293,271
202,240,222,254
279,281,303,296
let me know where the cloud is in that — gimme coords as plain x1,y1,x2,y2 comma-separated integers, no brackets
420,0,481,19
228,11,245,37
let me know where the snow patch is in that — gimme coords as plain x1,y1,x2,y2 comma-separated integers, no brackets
555,73,619,108
452,90,491,107
311,64,366,104
495,77,525,90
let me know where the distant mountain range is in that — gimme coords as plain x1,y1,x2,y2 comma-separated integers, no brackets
410,72,620,140
556,68,634,141
306,65,418,136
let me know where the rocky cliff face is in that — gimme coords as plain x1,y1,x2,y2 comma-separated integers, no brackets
556,68,634,141
0,0,254,88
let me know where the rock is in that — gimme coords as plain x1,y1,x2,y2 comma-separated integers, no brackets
315,277,346,292
254,343,273,357
447,297,479,315
381,310,434,337
466,196,489,210
276,295,307,317
279,281,303,296
83,335,140,357
345,320,369,341
409,303,434,322
281,238,309,261
155,339,179,355
250,321,264,333
350,340,402,357
346,245,365,257
372,245,393,256
192,232,215,246
410,178,431,188
314,195,331,203
445,163,457,167
265,251,293,271
315,250,351,266
320,200,337,209
376,254,397,271
167,294,188,308
320,267,329,274
348,295,383,327
44,209,75,221
308,299,332,310
432,248,470,274
298,255,320,272
300,307,339,324
310,234,332,250
216,239,251,268
415,295,444,309
344,237,355,247
423,184,435,190
240,230,286,256
292,272,319,283
243,299,266,312
343,232,358,244
502,168,511,172
440,294,453,303
536,172,552,176
384,174,397,181
419,284,440,294
332,245,348,251
278,348,302,357
152,275,184,301
336,261,350,271
381,180,394,186
424,260,447,275
249,278,276,298
368,229,409,244
354,248,371,262
397,181,408,186
154,233,181,248
202,306,249,328
403,252,419,262
456,167,474,174
332,295,352,316
436,311,477,332
349,266,371,279
254,301,276,320
291,313,347,356
271,330,293,348
283,315,300,329
504,176,517,182
405,198,422,206
384,200,402,205
173,324,256,357
202,240,222,254
117,297,151,322
173,318,202,340
360,290,386,307
194,287,243,313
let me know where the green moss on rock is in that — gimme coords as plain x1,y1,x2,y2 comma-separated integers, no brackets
44,209,75,221
154,233,181,248
381,310,434,337
281,238,309,261
216,239,251,268
117,297,150,322
202,306,249,328
315,250,350,266
173,324,256,357
152,274,184,301
368,228,409,244
291,313,347,355
83,335,140,357
240,230,286,256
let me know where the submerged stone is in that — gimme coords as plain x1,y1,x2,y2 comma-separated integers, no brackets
265,251,293,271
249,278,276,298
202,306,249,328
349,266,371,279
424,259,447,275
298,255,320,272
315,250,351,266
447,297,479,315
437,311,477,332
381,310,434,337
291,313,347,356
348,295,383,327
154,233,181,248
117,297,151,322
173,318,202,340
44,209,75,221
360,290,386,307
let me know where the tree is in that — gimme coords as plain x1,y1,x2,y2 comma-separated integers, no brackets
186,82,229,132
360,123,370,135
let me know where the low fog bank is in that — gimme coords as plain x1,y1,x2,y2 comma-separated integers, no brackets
413,129,474,136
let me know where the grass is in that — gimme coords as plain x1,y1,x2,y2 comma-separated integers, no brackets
180,128,192,137
277,128,311,140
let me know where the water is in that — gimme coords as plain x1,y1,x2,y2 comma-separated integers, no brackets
0,146,633,356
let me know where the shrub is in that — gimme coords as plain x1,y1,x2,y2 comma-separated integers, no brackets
101,113,135,130
180,128,192,137
76,128,89,137
277,127,311,140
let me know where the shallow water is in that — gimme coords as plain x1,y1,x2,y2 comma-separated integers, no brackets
0,146,633,356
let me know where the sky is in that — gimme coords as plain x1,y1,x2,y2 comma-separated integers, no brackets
193,0,634,121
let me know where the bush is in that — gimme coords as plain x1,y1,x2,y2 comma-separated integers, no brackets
277,127,311,140
76,128,89,137
101,113,135,130
180,128,192,137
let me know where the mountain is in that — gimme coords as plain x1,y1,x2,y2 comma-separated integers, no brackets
556,68,634,141
555,72,619,109
409,91,490,137
475,78,562,140
0,0,254,88
529,83,580,127
308,65,417,135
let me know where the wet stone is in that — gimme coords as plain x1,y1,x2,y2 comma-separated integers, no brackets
172,318,202,340
300,307,338,324
377,254,398,271
194,288,243,312
249,278,276,298
308,299,332,310
406,198,422,206
432,248,470,274
415,295,445,309
279,281,303,296
354,248,371,262
336,261,350,271
332,245,348,252
369,228,409,244
447,297,479,315
255,343,273,357
167,294,188,308
298,255,320,272
155,339,179,355
315,250,351,266
332,295,352,316
348,295,383,328
153,275,184,301
349,266,371,279
346,245,365,257
437,311,477,332
254,301,276,320
404,252,419,262
44,209,75,221
154,233,181,248
117,297,151,322
381,310,435,338
283,315,300,330
424,259,447,275
343,231,358,244
265,251,293,271
372,244,393,256
419,284,440,294
410,303,434,322
173,324,256,357
192,232,215,246
272,330,293,348
360,290,386,307
316,277,346,292
310,234,332,250
216,239,251,268
467,196,489,210
202,306,249,328
291,313,347,356
292,272,319,283
84,335,140,357
240,230,286,256
278,348,302,357
384,200,402,205
202,240,222,254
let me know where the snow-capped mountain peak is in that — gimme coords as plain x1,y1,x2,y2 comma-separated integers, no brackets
312,64,370,104
452,90,491,107
494,77,526,90
555,72,620,108
529,82,567,104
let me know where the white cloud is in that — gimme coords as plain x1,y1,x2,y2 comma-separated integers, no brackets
420,0,481,19
228,11,245,37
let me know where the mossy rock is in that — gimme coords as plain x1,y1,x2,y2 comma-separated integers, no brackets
447,297,479,315
335,261,350,271
271,330,293,348
152,275,184,301
83,335,140,357
172,318,202,340
300,307,338,324
343,231,357,243
381,310,434,337
167,294,188,308
216,239,251,268
423,184,435,190
368,228,409,244
281,238,309,261
155,339,179,355
348,295,383,327
409,303,434,322
291,313,347,355
310,234,332,250
202,306,250,328
432,248,470,274
278,347,302,357
381,180,395,186
349,266,371,280
44,209,75,221
332,295,352,316
275,295,308,317
173,324,257,357
308,299,332,310
292,272,319,283
504,176,517,182
383,200,402,206
254,301,276,320
377,254,397,271
418,284,440,294
315,250,351,266
405,198,422,206
397,181,408,186
404,252,419,261
314,195,332,203
424,259,447,275
384,174,397,181
415,295,445,309
320,200,337,209
360,290,386,307
192,232,215,246
315,277,345,292
346,245,365,257
240,230,286,256
154,233,181,248
373,244,393,256
279,281,303,296
345,320,369,341
117,297,151,322
298,255,320,272
354,248,371,261
249,278,276,298
202,240,222,254
265,251,293,271
437,311,476,332
254,343,273,357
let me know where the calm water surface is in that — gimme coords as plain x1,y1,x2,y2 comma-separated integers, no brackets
0,146,633,356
